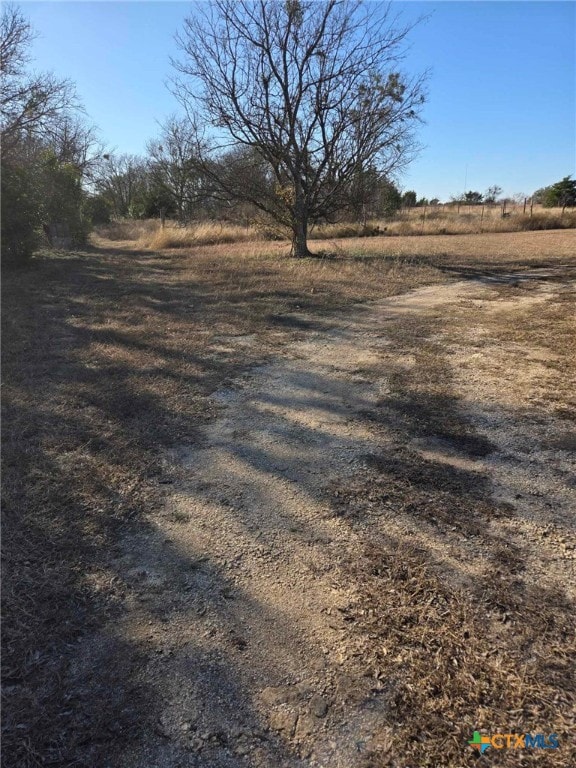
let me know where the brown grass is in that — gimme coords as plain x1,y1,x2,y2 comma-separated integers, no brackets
477,286,576,416
139,221,259,249
124,227,576,271
328,276,576,766
370,204,576,236
2,230,575,766
1,241,442,767
323,228,576,267
346,538,575,767
93,218,158,241
94,205,576,251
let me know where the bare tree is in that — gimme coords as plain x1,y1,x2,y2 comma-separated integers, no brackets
1,5,80,158
173,0,426,256
0,2,31,75
44,115,103,177
484,185,502,204
147,116,210,222
94,153,149,218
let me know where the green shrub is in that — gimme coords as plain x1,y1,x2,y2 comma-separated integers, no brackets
1,161,41,268
83,194,112,225
540,176,576,208
40,151,90,246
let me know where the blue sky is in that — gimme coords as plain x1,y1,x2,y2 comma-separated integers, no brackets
19,1,576,201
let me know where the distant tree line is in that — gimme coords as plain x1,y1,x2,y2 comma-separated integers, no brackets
448,186,501,205
447,178,576,209
88,126,411,227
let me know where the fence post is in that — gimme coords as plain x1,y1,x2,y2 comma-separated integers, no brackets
523,197,527,215
530,197,534,217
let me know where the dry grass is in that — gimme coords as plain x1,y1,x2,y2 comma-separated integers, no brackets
94,205,576,251
346,538,575,767
2,230,575,766
123,227,576,273
373,204,576,236
1,241,442,767
309,209,576,239
95,218,259,247
93,218,158,241
329,279,576,766
477,286,576,417
138,221,259,249
323,228,576,268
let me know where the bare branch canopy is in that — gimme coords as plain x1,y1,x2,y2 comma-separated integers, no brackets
172,0,427,256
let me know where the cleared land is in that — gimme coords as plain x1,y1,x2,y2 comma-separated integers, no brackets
2,229,575,768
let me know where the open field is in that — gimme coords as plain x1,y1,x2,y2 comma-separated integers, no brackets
94,205,576,251
2,229,575,767
313,204,576,237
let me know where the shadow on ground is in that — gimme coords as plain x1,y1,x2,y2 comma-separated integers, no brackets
2,245,574,767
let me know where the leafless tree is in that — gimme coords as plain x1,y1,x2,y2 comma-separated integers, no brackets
484,185,502,204
1,5,80,158
173,0,426,256
147,116,210,222
94,153,148,217
44,115,103,176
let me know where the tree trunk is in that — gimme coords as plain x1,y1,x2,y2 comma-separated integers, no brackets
291,188,312,257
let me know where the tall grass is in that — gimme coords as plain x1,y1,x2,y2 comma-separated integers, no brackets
311,206,576,239
93,219,158,241
94,206,576,250
139,221,259,249
94,219,259,247
381,205,576,236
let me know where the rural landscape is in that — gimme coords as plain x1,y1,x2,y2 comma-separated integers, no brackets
2,2,575,767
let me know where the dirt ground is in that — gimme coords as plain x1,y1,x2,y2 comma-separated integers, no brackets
2,231,575,767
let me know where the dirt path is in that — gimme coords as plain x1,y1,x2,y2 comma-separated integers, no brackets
106,276,575,767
